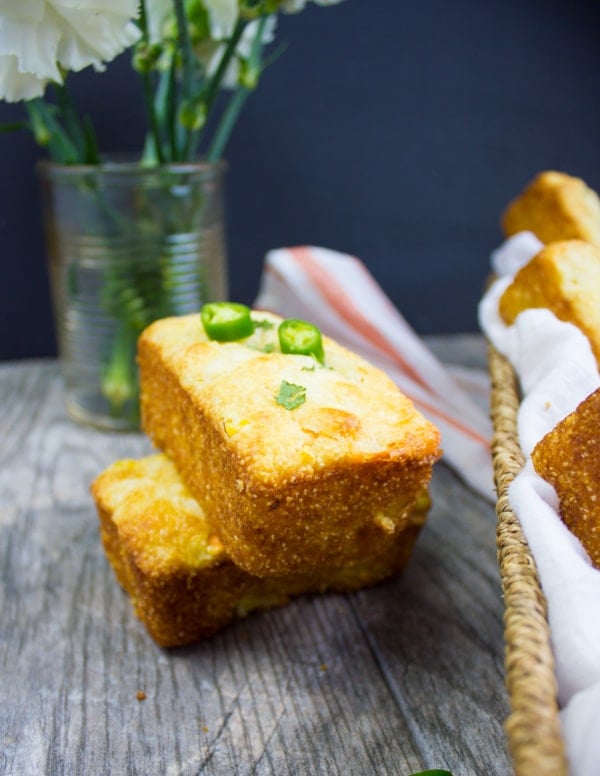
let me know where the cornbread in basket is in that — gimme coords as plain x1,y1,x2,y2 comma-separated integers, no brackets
481,170,600,776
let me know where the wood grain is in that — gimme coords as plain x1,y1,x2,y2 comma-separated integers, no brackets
0,340,512,776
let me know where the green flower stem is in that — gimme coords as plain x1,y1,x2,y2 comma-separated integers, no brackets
100,320,138,418
248,14,268,74
188,19,246,159
0,120,28,133
141,70,165,165
65,178,164,424
173,0,194,99
206,86,250,161
207,15,267,161
55,82,100,163
25,100,79,163
166,59,179,160
138,0,164,165
202,18,246,118
152,63,178,162
29,80,99,164
173,0,197,159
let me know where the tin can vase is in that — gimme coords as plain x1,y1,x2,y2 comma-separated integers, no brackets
38,158,228,431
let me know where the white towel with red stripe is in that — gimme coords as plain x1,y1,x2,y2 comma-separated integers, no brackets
254,245,494,501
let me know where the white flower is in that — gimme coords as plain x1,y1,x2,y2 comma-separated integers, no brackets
280,0,307,11
144,0,173,44
237,16,277,60
204,0,238,40
0,54,48,103
209,14,277,89
146,0,239,43
0,0,140,102
281,0,345,12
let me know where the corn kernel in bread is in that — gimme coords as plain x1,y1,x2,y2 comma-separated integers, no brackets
138,311,441,577
502,171,600,246
91,454,430,647
531,388,600,569
498,240,600,363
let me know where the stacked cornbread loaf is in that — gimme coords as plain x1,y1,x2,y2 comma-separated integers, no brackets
92,306,442,646
497,170,600,570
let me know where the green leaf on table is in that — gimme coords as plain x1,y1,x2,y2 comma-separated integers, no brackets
408,770,453,776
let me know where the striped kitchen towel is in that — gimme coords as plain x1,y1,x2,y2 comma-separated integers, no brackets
254,245,494,501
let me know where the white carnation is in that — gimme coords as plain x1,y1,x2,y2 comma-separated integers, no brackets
204,0,238,40
236,15,277,61
209,14,277,89
0,0,140,102
281,0,345,12
145,1,239,46
280,0,307,11
0,55,49,103
144,0,173,44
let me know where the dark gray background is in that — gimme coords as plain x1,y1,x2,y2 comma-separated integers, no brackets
1,0,599,360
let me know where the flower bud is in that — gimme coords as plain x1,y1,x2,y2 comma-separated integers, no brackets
239,61,260,90
241,1,281,19
132,42,163,74
185,0,211,41
29,111,51,146
178,99,207,131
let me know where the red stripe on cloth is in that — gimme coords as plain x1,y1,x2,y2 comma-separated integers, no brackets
285,247,490,448
287,247,429,389
396,390,490,448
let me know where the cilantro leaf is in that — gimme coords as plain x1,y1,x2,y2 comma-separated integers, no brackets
275,380,306,410
252,318,275,331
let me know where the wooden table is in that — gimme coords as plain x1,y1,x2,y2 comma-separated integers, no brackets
0,336,513,776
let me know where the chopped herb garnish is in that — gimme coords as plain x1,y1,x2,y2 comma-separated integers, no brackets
301,364,316,372
247,342,275,354
275,380,306,410
252,318,275,331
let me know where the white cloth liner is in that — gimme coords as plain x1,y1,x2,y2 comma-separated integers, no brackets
479,231,600,776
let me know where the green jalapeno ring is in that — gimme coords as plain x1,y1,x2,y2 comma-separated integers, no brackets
200,302,254,342
278,319,324,364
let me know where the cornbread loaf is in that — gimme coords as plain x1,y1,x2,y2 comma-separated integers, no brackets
91,454,431,647
501,170,600,246
138,311,441,577
531,388,600,569
498,239,600,364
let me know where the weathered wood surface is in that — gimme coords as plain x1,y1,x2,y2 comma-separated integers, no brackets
0,336,512,776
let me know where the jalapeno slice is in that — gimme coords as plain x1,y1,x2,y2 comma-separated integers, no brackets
278,319,324,363
200,302,253,342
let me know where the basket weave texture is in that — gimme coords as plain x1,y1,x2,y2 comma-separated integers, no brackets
488,344,569,775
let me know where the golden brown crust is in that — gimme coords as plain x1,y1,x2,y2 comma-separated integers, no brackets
531,388,600,569
498,240,600,364
138,312,441,577
501,170,600,246
91,454,429,647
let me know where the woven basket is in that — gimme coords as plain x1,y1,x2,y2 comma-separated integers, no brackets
488,344,569,775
